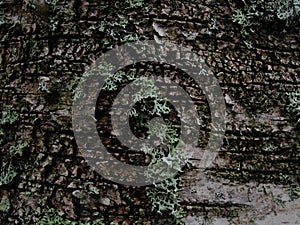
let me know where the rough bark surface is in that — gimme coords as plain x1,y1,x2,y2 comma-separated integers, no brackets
0,0,299,224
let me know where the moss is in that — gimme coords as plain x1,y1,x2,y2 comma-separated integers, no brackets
0,162,17,186
287,90,300,114
143,122,193,225
232,0,300,36
0,105,18,125
36,208,105,225
0,197,10,212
